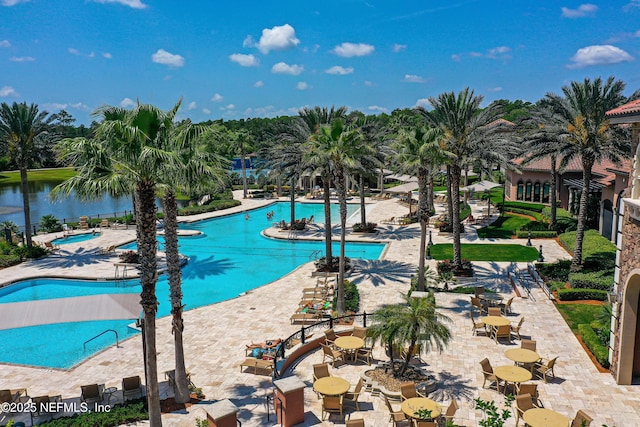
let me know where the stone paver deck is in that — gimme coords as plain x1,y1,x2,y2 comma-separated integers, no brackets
1,193,636,426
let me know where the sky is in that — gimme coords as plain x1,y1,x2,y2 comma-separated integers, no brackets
1,0,639,125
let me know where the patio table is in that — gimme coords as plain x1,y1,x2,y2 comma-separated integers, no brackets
313,376,350,396
494,365,532,393
505,348,540,365
335,336,365,361
400,397,442,419
523,408,570,427
480,293,503,306
482,316,510,327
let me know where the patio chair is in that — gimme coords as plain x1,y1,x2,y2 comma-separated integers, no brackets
346,418,365,427
534,356,558,383
438,400,459,426
487,307,502,317
100,219,110,228
491,324,512,344
321,395,343,420
344,378,364,410
511,317,525,340
0,388,27,404
400,382,425,401
474,286,485,297
44,241,60,251
413,422,436,427
516,383,541,407
499,297,514,315
81,383,105,405
356,345,373,365
98,245,116,255
313,363,332,381
352,326,367,339
384,396,410,427
521,339,536,351
470,297,487,314
30,395,62,424
321,343,345,367
515,393,535,426
571,409,594,427
122,376,143,401
469,311,487,335
324,328,338,347
479,358,502,391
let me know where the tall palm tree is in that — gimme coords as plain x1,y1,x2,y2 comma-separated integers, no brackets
54,102,181,426
306,119,370,314
368,291,451,377
393,125,446,291
545,77,627,270
426,89,502,269
230,130,254,199
0,102,55,248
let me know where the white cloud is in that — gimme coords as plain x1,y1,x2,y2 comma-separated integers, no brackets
202,108,211,115
271,62,304,75
297,82,309,90
0,40,10,48
188,101,197,110
451,54,462,62
9,56,35,62
43,102,90,112
392,44,407,53
254,24,300,54
368,105,388,113
487,87,503,92
364,81,374,87
568,45,634,68
68,48,80,55
151,49,184,67
91,0,147,9
254,80,264,88
102,52,112,59
211,93,223,102
120,97,136,108
1,0,30,6
486,46,511,59
331,42,375,57
229,53,259,67
88,52,95,58
221,104,236,111
403,74,426,83
624,0,640,11
325,65,354,75
414,98,430,108
0,86,19,97
561,3,598,18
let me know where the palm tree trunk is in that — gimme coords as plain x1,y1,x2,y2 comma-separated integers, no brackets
549,155,558,229
451,164,462,268
241,148,248,199
163,189,190,404
572,161,593,271
20,167,33,248
417,169,429,291
446,165,454,221
359,174,366,226
137,179,162,426
428,174,435,213
336,167,347,315
323,172,333,268
290,176,296,226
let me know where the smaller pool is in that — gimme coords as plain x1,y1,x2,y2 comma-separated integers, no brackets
52,232,100,245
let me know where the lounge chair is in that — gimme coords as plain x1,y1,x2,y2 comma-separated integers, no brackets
98,245,116,255
81,383,105,405
239,357,274,375
30,395,62,424
79,216,89,230
100,219,110,229
122,376,143,401
0,388,28,410
44,241,60,251
289,312,320,324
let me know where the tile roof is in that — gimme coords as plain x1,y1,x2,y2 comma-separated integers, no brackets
606,99,640,117
486,118,516,128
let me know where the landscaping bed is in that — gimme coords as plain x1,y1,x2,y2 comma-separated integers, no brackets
430,243,539,262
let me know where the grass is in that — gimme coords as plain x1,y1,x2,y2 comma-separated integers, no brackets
555,303,603,334
0,167,77,184
559,229,617,258
430,243,539,262
476,213,532,239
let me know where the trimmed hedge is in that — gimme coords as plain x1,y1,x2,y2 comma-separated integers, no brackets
515,230,558,238
505,207,545,222
547,280,567,292
578,324,610,368
557,288,608,301
38,398,148,426
541,206,573,219
568,271,614,291
178,199,241,215
502,201,546,212
535,260,572,281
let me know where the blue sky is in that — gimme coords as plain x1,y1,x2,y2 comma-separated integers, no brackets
1,0,639,125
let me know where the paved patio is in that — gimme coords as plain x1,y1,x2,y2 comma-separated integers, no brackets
1,193,637,426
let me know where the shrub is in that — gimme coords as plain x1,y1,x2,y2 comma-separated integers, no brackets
178,199,241,215
38,398,148,426
515,230,557,238
352,222,377,232
118,250,139,264
39,214,63,233
522,221,550,231
557,288,608,301
315,256,351,273
552,216,577,233
0,254,21,268
536,260,571,282
438,222,465,233
339,279,360,312
568,271,614,291
578,324,610,368
437,259,474,276
502,201,545,212
547,280,567,292
505,207,545,222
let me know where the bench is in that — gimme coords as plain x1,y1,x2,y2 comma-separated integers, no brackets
239,357,274,375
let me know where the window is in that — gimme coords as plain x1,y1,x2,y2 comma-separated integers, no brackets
525,181,532,201
542,183,550,203
533,182,541,202
517,181,524,200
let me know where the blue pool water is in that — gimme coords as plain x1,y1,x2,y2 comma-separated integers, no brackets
0,202,385,369
51,232,100,245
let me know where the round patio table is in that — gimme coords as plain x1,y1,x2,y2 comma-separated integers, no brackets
482,316,510,327
494,365,532,393
505,348,540,365
313,376,350,396
400,397,442,419
523,408,569,427
480,293,503,306
334,336,365,351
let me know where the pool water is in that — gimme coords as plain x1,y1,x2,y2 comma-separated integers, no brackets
51,232,100,245
0,202,385,369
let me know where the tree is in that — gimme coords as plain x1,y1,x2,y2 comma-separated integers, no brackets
368,291,451,377
544,76,627,270
229,130,254,199
0,102,55,248
54,102,182,426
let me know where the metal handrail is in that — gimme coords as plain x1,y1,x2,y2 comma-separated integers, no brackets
83,329,119,352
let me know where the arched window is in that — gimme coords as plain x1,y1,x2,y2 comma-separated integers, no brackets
516,181,524,200
533,182,541,202
542,182,550,203
525,181,533,201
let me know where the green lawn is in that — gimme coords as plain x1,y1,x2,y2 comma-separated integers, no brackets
476,213,532,239
0,167,77,184
430,243,539,262
555,303,603,334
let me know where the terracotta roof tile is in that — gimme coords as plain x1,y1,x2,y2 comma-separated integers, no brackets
606,99,640,117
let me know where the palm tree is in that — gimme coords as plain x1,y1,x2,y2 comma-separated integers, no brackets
426,89,502,269
393,125,446,291
368,291,451,377
54,102,181,426
0,102,55,248
544,77,627,270
306,119,370,314
230,130,254,199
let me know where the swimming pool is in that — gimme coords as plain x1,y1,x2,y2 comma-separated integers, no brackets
0,202,386,368
51,232,100,245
